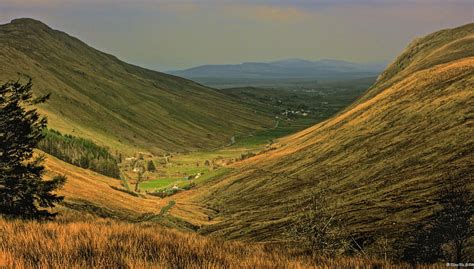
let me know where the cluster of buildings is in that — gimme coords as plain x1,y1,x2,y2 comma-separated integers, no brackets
280,108,310,118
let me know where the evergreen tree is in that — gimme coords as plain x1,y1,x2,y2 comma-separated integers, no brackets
0,79,66,219
37,128,120,178
146,160,156,172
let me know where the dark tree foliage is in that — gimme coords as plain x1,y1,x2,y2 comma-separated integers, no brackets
134,168,144,192
401,175,473,264
0,79,66,219
37,129,120,178
146,160,156,172
401,221,444,264
432,178,473,264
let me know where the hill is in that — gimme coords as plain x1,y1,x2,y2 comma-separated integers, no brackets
41,151,167,219
0,18,274,153
0,153,381,268
185,23,474,247
167,58,385,88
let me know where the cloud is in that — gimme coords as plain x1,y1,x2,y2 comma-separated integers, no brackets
1,0,472,69
0,0,310,23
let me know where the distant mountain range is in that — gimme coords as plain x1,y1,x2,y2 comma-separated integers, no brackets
168,58,387,82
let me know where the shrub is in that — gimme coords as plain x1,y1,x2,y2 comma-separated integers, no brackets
146,160,156,172
290,188,348,258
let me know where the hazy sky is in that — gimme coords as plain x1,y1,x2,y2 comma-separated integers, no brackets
1,0,473,70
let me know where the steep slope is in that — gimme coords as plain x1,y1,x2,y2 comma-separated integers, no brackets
190,23,474,242
42,151,167,219
0,18,273,153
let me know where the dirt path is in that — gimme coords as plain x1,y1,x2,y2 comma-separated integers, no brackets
159,200,176,216
273,120,280,129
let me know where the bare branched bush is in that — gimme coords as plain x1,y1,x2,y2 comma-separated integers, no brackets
290,189,349,258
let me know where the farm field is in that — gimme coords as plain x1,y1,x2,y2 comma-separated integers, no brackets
121,82,371,195
130,117,321,194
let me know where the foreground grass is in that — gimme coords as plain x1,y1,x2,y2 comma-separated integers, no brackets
0,218,442,269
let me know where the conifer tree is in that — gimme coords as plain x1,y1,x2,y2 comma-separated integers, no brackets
0,79,66,219
146,160,156,172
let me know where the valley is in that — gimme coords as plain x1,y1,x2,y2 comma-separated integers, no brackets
185,23,474,247
0,13,473,269
114,79,372,198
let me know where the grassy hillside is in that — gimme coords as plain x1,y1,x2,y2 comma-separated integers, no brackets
186,23,474,249
41,151,167,219
1,218,433,269
0,18,273,153
23,154,426,268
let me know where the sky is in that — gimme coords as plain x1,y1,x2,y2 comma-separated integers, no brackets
0,0,473,71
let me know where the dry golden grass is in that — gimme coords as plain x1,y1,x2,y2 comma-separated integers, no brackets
42,152,168,218
178,25,474,245
0,217,446,269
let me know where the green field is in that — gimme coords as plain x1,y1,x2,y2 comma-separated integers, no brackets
220,78,374,117
139,178,184,190
131,77,371,192
232,118,317,147
136,117,322,192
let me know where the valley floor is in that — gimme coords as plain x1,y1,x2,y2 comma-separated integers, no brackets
122,118,316,195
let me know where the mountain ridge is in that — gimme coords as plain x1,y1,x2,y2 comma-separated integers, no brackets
168,58,386,80
0,18,274,153
179,23,474,245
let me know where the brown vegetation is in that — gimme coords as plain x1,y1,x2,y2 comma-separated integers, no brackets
0,217,444,269
187,24,474,248
42,152,168,217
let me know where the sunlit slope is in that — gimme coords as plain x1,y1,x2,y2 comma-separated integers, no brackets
42,152,167,218
0,18,273,153
197,23,474,241
360,22,474,104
